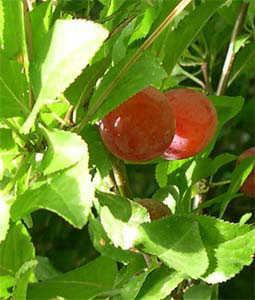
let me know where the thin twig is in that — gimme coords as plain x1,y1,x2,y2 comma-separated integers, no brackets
180,67,206,89
216,2,249,95
201,61,212,93
76,0,192,133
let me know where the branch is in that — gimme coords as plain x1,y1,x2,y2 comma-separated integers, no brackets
216,2,249,96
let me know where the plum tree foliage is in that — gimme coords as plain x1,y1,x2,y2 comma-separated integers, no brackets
0,0,254,300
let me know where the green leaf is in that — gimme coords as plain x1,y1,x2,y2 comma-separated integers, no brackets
219,156,255,216
239,213,252,225
112,21,135,64
129,5,159,44
11,158,94,228
64,57,110,107
0,275,15,298
39,127,88,175
136,267,184,300
82,125,112,178
163,1,222,74
191,153,236,183
227,156,255,195
0,53,29,118
194,215,255,283
0,0,24,59
13,260,37,300
0,194,10,244
204,95,244,155
30,1,53,58
35,256,61,281
183,282,214,300
88,53,167,122
139,216,209,279
229,43,255,85
21,19,109,133
211,153,237,175
155,161,169,188
0,128,15,150
0,223,35,299
27,256,117,300
97,192,149,250
0,223,35,276
120,268,152,300
89,217,140,263
152,185,179,213
191,158,213,184
209,95,244,127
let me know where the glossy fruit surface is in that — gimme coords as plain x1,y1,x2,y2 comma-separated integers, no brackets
238,147,255,197
163,88,217,160
137,199,171,220
100,87,175,162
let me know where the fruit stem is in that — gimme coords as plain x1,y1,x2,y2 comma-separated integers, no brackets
111,158,132,198
216,2,249,95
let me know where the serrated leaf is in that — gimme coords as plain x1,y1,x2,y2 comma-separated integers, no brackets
89,217,140,263
0,53,29,118
82,125,112,178
21,19,109,133
139,216,209,279
194,215,255,283
64,57,110,106
88,53,167,122
205,229,255,284
11,157,94,228
97,192,149,250
0,0,24,59
27,256,117,300
136,267,184,300
40,127,88,175
163,1,222,74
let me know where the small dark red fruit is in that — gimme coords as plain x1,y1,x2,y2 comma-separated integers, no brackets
238,147,255,198
100,87,175,162
137,199,171,220
163,88,218,160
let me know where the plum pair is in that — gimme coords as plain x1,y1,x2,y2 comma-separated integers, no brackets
99,87,218,161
